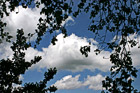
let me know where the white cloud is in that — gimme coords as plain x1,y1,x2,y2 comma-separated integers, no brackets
0,33,111,72
3,6,43,41
53,74,105,90
2,33,140,72
0,42,13,59
130,45,140,68
127,34,140,68
83,74,104,90
2,3,74,41
54,75,83,89
0,5,44,61
124,34,140,68
1,4,140,72
61,16,75,26
28,33,111,72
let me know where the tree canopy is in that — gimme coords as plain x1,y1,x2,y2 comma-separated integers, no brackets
0,0,140,92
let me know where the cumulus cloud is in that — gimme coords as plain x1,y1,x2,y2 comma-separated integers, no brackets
0,42,12,59
3,6,43,41
0,4,44,59
2,3,74,41
27,33,111,72
1,4,140,72
0,33,111,72
54,75,83,89
1,33,140,72
130,45,140,68
83,74,104,90
53,74,105,90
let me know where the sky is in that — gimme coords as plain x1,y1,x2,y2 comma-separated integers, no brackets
1,1,140,93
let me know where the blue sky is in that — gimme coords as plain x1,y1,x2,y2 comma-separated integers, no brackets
1,0,140,92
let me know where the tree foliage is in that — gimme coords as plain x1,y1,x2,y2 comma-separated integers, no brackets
75,0,140,92
0,0,140,93
0,29,57,92
0,0,58,93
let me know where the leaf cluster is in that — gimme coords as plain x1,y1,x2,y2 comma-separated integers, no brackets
35,0,73,46
0,29,57,92
75,0,140,92
0,0,140,92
